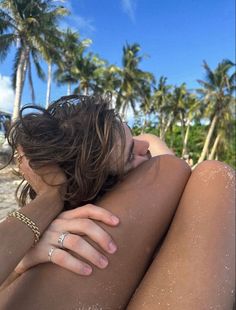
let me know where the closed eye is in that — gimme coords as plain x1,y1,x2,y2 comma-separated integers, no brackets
128,152,135,162
127,140,135,164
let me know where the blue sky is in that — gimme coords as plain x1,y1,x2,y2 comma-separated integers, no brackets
0,0,235,113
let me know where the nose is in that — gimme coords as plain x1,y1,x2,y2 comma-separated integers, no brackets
133,139,149,156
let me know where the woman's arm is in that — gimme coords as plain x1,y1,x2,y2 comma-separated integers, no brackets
134,133,174,157
1,148,120,286
0,156,191,309
0,148,65,285
14,205,119,275
0,190,63,285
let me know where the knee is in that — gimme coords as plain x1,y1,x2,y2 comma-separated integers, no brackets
189,161,235,217
193,160,235,187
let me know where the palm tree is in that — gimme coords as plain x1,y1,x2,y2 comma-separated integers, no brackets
73,53,104,95
208,103,235,160
54,29,91,96
181,93,202,157
151,76,172,140
197,59,235,163
169,83,188,145
93,64,122,98
139,81,153,132
116,43,154,119
44,38,61,108
0,0,67,120
40,12,68,108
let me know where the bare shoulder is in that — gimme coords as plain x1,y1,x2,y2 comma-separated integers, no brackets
127,155,191,179
99,155,191,204
150,155,191,184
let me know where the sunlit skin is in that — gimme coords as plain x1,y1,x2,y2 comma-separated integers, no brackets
9,125,170,279
110,123,152,175
2,121,234,310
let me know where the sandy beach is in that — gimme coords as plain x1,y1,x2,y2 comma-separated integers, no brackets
0,166,20,221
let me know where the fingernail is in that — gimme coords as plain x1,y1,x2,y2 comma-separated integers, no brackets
111,215,119,224
83,266,92,275
99,256,108,268
108,241,117,253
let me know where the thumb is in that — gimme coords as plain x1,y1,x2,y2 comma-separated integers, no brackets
15,249,44,274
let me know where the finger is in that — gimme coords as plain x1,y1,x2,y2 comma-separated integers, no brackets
60,233,109,269
15,230,54,273
50,248,93,276
59,204,119,226
15,246,44,274
52,219,117,254
15,257,34,274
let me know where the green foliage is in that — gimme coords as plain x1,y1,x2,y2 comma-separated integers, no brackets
0,1,235,167
132,122,235,168
217,120,236,169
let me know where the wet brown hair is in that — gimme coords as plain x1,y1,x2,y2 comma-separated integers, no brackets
7,95,126,209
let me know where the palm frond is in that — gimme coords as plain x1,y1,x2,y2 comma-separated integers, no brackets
31,49,46,81
197,79,215,91
0,8,17,33
0,33,16,61
202,60,216,85
229,72,236,87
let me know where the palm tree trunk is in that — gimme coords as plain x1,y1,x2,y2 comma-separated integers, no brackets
160,116,172,141
180,113,186,146
197,114,218,163
141,116,148,133
170,125,174,148
67,82,71,95
159,115,164,139
28,59,35,104
12,47,29,121
182,119,191,156
208,132,221,160
45,61,52,109
84,86,89,96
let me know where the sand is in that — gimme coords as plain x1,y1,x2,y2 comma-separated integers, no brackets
0,166,21,221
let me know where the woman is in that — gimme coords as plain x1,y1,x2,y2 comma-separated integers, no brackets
0,95,234,309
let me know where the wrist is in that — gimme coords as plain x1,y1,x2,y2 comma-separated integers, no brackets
21,190,64,236
39,190,64,213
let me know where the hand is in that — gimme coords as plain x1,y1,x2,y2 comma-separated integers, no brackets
16,146,66,195
15,204,119,276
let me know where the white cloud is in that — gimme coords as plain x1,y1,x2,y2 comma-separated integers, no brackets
0,75,14,114
59,1,95,36
121,0,136,22
70,15,95,33
60,15,95,37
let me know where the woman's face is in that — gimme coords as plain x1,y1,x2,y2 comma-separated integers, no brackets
122,124,151,173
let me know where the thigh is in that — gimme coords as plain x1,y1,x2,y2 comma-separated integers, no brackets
0,156,191,310
127,160,235,310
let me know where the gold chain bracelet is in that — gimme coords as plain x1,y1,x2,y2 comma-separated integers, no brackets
8,211,41,245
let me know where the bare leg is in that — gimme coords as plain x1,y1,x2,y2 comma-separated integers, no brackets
127,160,235,310
0,156,191,309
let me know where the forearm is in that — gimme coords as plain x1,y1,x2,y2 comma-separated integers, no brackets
0,191,63,285
134,134,174,157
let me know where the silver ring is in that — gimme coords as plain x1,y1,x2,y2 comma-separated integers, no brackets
58,232,69,249
48,247,56,262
